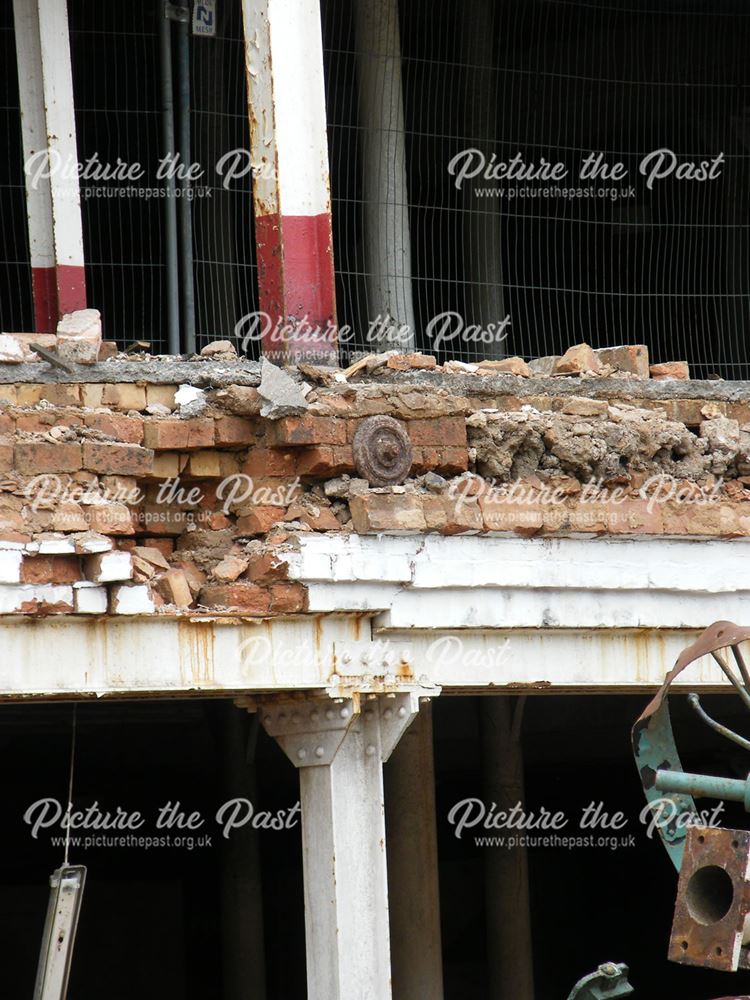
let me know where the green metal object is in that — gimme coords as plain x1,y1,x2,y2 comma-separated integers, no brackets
655,768,750,810
632,621,750,871
566,962,633,999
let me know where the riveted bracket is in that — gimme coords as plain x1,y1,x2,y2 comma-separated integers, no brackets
253,691,423,768
259,698,355,767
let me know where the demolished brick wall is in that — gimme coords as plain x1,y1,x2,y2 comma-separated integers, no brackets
2,353,750,617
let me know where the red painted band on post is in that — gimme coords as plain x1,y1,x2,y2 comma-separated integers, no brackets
56,264,87,318
255,211,337,364
31,266,58,333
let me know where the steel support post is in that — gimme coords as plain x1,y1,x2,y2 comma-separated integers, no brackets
260,693,421,1000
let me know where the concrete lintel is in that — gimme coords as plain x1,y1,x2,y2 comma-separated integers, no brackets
0,358,262,386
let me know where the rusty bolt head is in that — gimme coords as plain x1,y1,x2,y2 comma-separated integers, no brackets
352,415,413,486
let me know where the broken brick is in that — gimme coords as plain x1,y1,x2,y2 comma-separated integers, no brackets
154,568,194,607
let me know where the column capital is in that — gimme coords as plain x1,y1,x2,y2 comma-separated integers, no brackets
255,692,423,768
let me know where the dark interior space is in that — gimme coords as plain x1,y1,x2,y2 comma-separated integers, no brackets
323,0,750,374
2,689,750,998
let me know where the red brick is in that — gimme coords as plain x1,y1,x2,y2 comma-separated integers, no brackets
243,551,289,583
136,503,194,536
214,416,257,447
198,583,272,614
154,569,194,607
234,506,284,535
242,447,299,477
20,555,82,584
650,361,689,381
596,344,649,378
100,384,147,410
606,499,664,535
87,502,135,535
0,414,14,435
479,496,544,536
295,445,355,477
386,352,438,371
0,443,12,472
269,582,308,613
284,504,341,531
142,418,215,450
422,496,482,534
349,494,426,533
16,413,83,433
84,412,144,443
268,415,347,447
204,512,232,530
82,442,154,476
134,538,174,558
406,417,466,448
412,446,469,476
14,442,82,473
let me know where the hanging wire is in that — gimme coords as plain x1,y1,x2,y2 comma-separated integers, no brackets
64,705,78,868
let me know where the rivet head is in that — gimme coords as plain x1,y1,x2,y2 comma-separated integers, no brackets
397,706,407,718
325,709,334,720
315,746,325,758
311,709,320,722
297,748,307,760
342,652,351,664
263,715,272,725
383,708,393,720
340,707,349,719
366,744,377,756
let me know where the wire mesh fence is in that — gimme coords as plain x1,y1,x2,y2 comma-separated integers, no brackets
322,0,750,378
190,0,259,354
3,0,750,376
66,0,258,355
0,2,33,334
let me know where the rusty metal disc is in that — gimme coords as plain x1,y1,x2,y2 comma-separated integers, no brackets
352,415,413,486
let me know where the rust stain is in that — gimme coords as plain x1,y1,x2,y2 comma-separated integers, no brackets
177,619,216,687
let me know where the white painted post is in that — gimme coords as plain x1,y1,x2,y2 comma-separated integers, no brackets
385,701,444,1000
352,0,416,350
13,0,87,329
260,693,421,1000
241,0,337,365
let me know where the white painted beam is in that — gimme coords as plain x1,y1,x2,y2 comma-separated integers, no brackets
0,616,742,699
